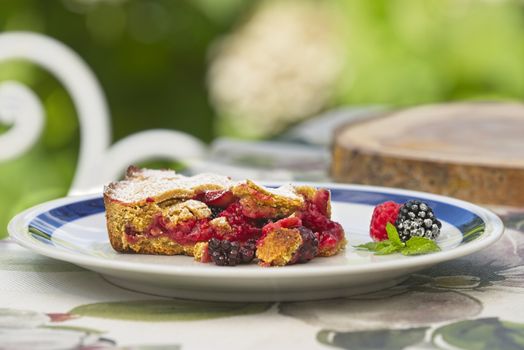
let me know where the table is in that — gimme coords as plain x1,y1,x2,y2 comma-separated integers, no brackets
1,206,523,350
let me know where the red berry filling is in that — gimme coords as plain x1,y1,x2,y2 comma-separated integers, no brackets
197,190,236,208
124,200,264,245
194,190,236,218
298,189,345,256
124,224,141,243
317,221,345,255
218,202,262,242
312,188,331,216
261,216,302,236
124,187,345,260
164,218,214,245
125,215,214,245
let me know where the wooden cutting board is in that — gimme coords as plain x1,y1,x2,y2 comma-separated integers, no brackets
331,102,524,206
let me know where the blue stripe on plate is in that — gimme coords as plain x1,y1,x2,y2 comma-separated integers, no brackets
28,198,105,244
27,189,484,244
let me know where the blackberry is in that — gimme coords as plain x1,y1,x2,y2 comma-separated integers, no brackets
208,238,257,266
291,226,319,264
395,200,441,242
239,239,257,263
209,206,224,219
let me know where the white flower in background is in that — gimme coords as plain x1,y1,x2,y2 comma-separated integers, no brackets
208,0,345,138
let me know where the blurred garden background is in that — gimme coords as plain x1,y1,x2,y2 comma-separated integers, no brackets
1,0,524,237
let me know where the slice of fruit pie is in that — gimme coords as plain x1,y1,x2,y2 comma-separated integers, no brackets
103,166,346,266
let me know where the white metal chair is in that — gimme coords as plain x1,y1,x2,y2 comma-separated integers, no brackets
0,32,207,195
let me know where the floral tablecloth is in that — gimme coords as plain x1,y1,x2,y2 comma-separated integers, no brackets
1,207,524,350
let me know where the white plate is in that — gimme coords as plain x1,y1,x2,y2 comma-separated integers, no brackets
8,183,504,301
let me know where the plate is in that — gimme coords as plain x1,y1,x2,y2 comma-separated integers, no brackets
8,183,504,302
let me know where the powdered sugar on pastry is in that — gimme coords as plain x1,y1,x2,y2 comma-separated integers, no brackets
105,166,304,204
106,168,233,203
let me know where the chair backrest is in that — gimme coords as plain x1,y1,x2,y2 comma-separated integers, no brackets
0,32,207,195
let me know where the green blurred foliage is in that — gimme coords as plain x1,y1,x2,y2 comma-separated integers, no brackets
1,0,524,238
336,0,524,105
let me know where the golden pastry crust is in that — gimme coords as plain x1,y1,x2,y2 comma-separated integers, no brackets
295,185,332,218
193,242,209,262
122,235,195,256
209,217,234,238
104,194,157,253
232,180,305,218
103,195,210,254
256,228,303,266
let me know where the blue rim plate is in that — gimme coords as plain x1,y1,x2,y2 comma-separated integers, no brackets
8,183,504,301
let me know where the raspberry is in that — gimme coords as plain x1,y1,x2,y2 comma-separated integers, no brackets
208,238,256,266
395,200,441,242
369,201,401,241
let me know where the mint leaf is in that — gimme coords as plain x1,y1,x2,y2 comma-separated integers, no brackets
401,236,440,255
354,225,404,255
355,242,380,251
355,240,402,255
375,241,403,255
386,223,402,247
355,227,440,256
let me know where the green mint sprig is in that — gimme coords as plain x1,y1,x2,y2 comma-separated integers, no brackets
355,223,441,256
